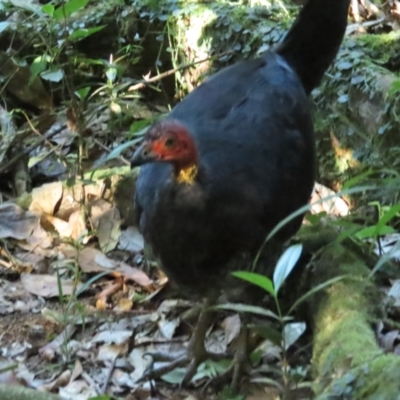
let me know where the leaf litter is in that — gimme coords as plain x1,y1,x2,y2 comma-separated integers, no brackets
0,173,373,399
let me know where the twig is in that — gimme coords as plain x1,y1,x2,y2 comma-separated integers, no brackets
100,357,117,395
128,51,233,92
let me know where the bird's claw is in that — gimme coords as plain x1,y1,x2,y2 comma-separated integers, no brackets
137,354,189,383
137,349,229,385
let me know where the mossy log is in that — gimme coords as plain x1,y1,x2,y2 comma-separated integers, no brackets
304,240,400,399
0,384,60,400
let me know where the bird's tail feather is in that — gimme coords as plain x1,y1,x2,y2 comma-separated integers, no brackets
276,0,350,94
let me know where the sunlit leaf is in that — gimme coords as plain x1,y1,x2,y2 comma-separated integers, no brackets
355,225,395,240
41,3,54,16
68,26,105,41
232,271,275,296
0,22,10,34
129,119,152,137
54,0,88,20
273,244,302,294
75,87,91,100
30,55,47,79
283,322,306,349
41,68,64,82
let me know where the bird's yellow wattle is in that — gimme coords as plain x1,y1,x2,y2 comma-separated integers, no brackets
176,164,198,184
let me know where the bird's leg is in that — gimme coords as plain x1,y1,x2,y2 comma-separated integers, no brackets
231,317,251,391
180,295,218,385
138,294,225,385
204,315,252,392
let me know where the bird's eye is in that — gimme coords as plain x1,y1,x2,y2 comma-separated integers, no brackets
164,138,176,148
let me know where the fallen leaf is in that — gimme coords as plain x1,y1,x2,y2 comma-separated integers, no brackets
0,203,39,240
92,330,133,345
30,182,63,215
42,215,71,237
92,202,121,253
97,344,124,362
21,273,83,298
310,182,349,216
39,325,77,361
118,226,144,252
222,314,241,345
68,210,87,241
70,360,83,383
78,248,152,286
115,298,133,312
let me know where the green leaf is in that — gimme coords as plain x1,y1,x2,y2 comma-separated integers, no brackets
378,202,400,227
273,244,302,294
75,86,91,100
250,323,281,345
41,4,54,16
214,303,280,320
232,271,275,296
355,225,395,240
69,26,105,41
30,55,47,79
129,119,152,137
388,79,400,96
54,0,88,20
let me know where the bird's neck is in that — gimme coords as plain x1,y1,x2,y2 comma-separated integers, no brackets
175,164,198,184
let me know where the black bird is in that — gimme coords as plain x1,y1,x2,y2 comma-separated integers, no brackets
131,0,350,386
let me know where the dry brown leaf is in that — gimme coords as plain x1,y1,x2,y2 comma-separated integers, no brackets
78,248,152,286
25,223,53,249
39,325,77,361
30,182,63,215
97,344,124,362
222,314,241,345
91,200,121,253
38,370,72,392
115,298,133,312
70,359,83,383
0,203,39,240
68,210,87,241
21,273,83,298
310,182,349,216
42,215,71,237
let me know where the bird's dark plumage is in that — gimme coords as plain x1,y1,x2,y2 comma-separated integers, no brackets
133,0,349,295
135,54,314,294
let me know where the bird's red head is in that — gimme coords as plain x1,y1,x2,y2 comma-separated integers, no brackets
131,120,198,177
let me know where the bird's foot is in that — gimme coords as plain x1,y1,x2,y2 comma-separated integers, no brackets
138,296,226,386
137,347,228,385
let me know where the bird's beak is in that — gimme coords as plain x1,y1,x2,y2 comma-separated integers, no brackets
130,141,157,168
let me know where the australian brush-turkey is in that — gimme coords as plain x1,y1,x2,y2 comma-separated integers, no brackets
130,0,350,386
